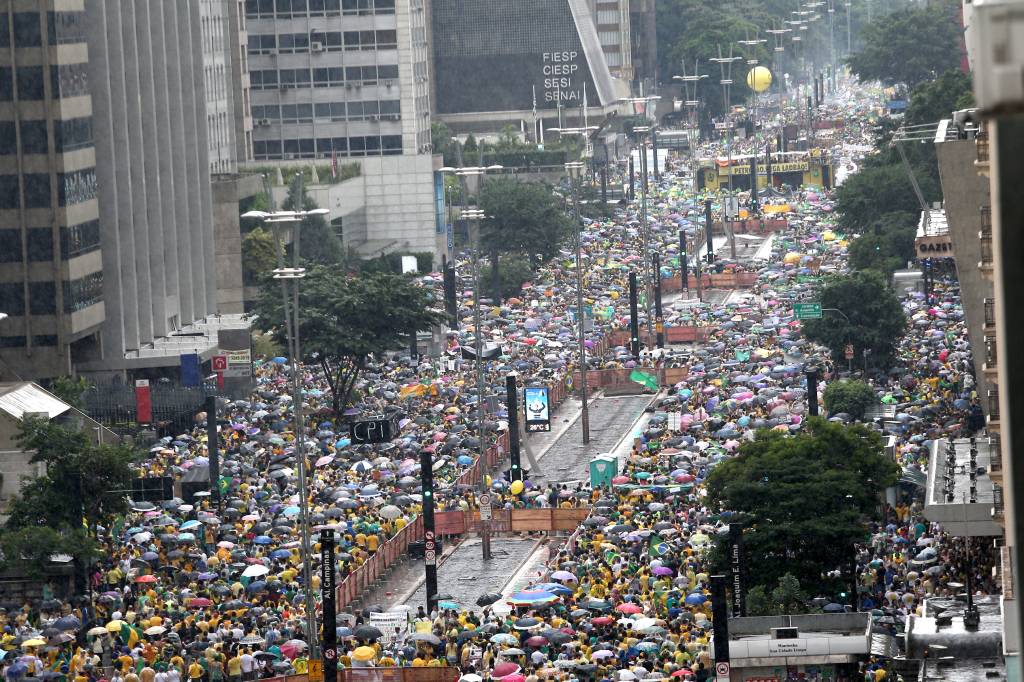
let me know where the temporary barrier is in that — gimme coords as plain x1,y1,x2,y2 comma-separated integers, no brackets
258,667,461,682
335,516,424,611
432,508,592,535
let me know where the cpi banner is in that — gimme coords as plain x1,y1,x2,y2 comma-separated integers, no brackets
524,386,551,433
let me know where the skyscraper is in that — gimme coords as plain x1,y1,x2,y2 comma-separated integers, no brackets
242,0,444,259
0,2,104,378
0,0,246,381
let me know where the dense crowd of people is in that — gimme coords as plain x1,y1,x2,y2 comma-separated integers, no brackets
0,79,997,682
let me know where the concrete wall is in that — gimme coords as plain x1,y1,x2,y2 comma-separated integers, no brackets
211,176,252,314
936,137,994,404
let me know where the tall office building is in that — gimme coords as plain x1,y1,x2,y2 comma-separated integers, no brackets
429,0,627,135
0,0,244,381
201,0,254,174
589,0,633,82
242,0,443,259
0,1,105,378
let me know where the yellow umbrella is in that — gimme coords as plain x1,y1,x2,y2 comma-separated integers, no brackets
21,639,46,648
106,620,125,633
352,646,376,662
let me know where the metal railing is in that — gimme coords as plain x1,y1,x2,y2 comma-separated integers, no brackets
992,485,1004,521
988,389,1000,421
985,334,998,367
976,130,990,169
984,297,996,328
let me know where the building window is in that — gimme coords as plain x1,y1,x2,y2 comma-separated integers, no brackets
0,283,25,315
0,14,8,48
0,68,12,101
50,63,90,99
47,11,86,45
56,116,93,152
64,272,103,313
27,228,54,262
19,120,49,155
0,337,27,348
23,174,51,209
0,230,21,262
17,66,45,100
0,122,15,155
13,13,42,47
29,281,56,314
58,168,97,206
61,219,101,258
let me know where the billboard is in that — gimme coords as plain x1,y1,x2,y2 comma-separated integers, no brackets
524,386,551,433
432,0,600,114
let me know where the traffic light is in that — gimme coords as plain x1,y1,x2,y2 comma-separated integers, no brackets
419,448,434,498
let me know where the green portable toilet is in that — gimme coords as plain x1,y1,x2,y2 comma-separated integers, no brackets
589,454,618,490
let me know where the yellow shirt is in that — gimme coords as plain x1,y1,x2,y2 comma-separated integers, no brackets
227,657,242,676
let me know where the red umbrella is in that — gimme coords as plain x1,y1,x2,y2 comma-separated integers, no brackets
492,663,521,678
136,575,157,584
590,616,613,626
616,603,642,614
188,597,213,608
525,636,547,647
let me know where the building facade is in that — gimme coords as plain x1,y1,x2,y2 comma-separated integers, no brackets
589,0,632,82
0,0,105,379
242,0,443,259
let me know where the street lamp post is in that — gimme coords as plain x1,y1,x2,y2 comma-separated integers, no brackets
565,161,591,444
241,202,330,661
632,125,656,349
438,165,502,560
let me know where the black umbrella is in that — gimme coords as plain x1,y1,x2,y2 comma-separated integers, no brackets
477,593,502,607
353,625,383,640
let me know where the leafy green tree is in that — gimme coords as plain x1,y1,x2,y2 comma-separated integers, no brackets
241,227,278,286
48,376,89,409
847,0,962,89
282,179,345,266
478,178,574,268
833,163,939,233
905,70,974,126
823,379,878,421
705,419,898,595
495,255,536,299
803,270,906,369
0,526,99,574
847,212,917,276
747,574,812,616
255,268,445,413
6,418,136,530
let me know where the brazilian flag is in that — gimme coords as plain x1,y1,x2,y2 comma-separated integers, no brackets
648,534,669,557
629,370,659,391
218,476,231,495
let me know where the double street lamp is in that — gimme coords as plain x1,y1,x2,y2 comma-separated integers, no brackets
564,161,591,445
439,165,502,560
240,205,330,662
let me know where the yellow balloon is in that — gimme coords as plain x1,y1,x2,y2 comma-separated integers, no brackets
746,66,772,93
485,474,492,487
510,480,525,495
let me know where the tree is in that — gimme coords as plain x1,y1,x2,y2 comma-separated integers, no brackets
48,376,89,409
0,526,99,574
847,212,917,276
803,270,906,369
905,70,974,126
495,255,536,299
281,179,345,266
834,163,939,233
241,227,278,286
705,419,898,595
478,178,574,268
6,418,136,530
847,0,962,89
747,574,812,616
823,379,877,421
255,267,446,413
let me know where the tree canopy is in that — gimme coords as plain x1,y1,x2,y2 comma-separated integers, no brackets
823,379,878,421
905,70,974,126
833,163,938,233
478,177,575,268
802,270,905,370
255,267,445,413
846,0,963,89
705,419,898,595
6,418,136,531
241,227,278,286
282,180,345,266
846,212,917,276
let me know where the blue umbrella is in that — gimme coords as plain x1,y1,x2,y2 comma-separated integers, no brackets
247,581,268,593
282,506,301,517
684,593,706,606
272,357,287,364
270,549,291,559
254,535,273,545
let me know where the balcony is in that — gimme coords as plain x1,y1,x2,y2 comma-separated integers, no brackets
987,388,1001,434
979,208,994,275
984,297,997,332
992,484,1004,525
975,130,990,177
989,434,1003,485
984,334,998,379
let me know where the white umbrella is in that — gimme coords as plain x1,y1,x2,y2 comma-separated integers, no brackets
242,564,270,578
